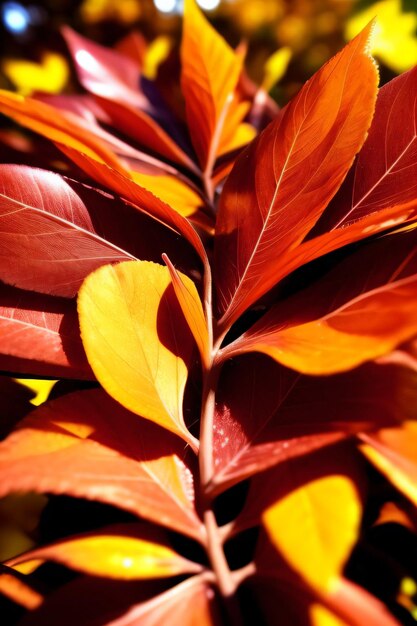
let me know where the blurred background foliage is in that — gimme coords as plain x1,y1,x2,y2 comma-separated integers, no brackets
0,0,416,106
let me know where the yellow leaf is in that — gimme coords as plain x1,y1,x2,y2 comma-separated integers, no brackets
262,47,292,92
346,0,417,73
8,531,202,579
78,261,198,449
143,36,173,80
263,475,361,592
3,53,69,96
14,378,56,406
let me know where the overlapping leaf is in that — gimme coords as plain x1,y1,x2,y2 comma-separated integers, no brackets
0,165,199,297
313,65,417,233
214,25,378,329
359,422,417,507
8,524,202,580
209,354,413,493
0,283,91,379
224,228,417,375
261,446,364,592
78,261,198,448
0,389,203,541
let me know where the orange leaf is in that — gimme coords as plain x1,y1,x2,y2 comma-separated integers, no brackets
78,261,198,448
0,389,203,541
214,24,378,330
226,273,417,375
163,254,209,369
0,91,126,175
8,525,202,580
0,568,42,610
181,0,244,172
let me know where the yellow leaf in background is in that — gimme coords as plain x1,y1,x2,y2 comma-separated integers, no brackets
80,0,141,25
263,475,362,592
346,0,417,73
78,261,198,450
262,47,292,93
143,36,173,80
8,532,202,579
14,379,56,406
2,53,69,96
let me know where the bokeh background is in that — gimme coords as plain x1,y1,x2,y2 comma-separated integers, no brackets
0,0,416,107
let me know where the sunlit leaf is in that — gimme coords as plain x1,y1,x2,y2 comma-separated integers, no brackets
214,25,378,329
314,65,417,233
8,525,202,579
346,0,417,73
263,467,362,592
163,254,209,369
0,389,203,541
225,229,417,374
78,261,198,448
262,47,292,93
181,0,244,173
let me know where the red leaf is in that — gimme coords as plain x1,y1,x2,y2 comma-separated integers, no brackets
0,283,91,379
313,65,417,233
0,389,204,541
58,147,208,265
62,27,149,111
0,165,198,297
214,25,378,330
209,354,410,493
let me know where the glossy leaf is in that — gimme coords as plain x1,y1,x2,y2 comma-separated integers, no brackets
226,228,417,374
0,165,133,296
214,25,378,328
181,0,244,171
8,525,202,579
314,65,417,233
0,283,91,379
163,254,209,369
359,422,417,506
262,451,363,592
78,261,197,448
0,389,203,541
107,576,221,626
209,354,413,493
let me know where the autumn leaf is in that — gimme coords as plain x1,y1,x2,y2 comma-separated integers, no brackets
181,0,244,174
214,25,378,330
78,261,198,448
262,449,363,592
0,389,204,541
8,524,202,580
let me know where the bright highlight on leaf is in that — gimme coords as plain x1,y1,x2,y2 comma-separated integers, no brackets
78,261,198,449
263,473,362,592
8,527,202,580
